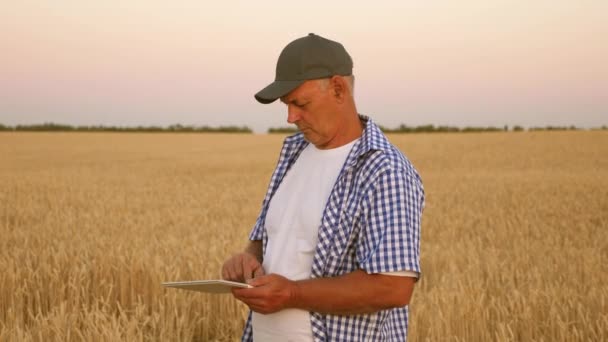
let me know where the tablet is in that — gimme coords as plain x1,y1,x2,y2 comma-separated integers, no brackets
162,280,253,293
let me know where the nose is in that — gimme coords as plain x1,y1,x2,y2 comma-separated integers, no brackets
287,105,301,124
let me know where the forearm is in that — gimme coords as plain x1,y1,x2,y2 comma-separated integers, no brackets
291,270,415,315
244,240,263,263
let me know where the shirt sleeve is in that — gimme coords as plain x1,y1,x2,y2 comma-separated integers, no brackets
381,271,419,278
357,168,424,275
248,210,265,241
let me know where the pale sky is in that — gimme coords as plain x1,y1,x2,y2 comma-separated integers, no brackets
1,0,606,132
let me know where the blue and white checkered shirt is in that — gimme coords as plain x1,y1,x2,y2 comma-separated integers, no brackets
243,115,424,341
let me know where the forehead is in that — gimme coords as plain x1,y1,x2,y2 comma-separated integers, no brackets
280,80,319,104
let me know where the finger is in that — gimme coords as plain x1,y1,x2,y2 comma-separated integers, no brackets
225,268,236,281
221,262,231,280
234,284,263,295
226,258,241,281
237,294,265,307
242,257,256,281
251,261,264,278
231,287,244,298
223,262,234,281
231,259,241,281
233,267,244,282
250,305,272,315
232,288,260,303
253,264,265,278
247,274,270,287
245,300,272,314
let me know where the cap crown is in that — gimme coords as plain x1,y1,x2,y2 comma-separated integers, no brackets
275,33,353,81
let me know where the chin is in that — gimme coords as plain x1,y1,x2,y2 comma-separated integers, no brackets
302,133,316,145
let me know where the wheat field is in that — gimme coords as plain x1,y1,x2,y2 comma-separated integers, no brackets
1,131,606,341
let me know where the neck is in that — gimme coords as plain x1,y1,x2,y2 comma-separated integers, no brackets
315,108,362,149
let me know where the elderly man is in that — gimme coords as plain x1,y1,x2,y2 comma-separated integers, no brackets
222,33,424,341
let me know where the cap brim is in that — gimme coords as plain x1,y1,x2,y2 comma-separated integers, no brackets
254,80,305,104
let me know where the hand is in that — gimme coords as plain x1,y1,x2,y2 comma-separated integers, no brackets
221,252,265,283
232,274,298,314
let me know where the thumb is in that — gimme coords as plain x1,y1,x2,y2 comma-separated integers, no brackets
247,274,270,287
242,257,258,281
253,265,266,278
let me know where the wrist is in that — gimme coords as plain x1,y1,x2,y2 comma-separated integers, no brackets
288,280,302,309
244,241,263,263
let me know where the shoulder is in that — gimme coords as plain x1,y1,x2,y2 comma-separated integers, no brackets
371,146,422,183
359,147,424,205
356,117,423,191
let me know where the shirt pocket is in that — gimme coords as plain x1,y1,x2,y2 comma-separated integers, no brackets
296,237,316,254
295,238,317,279
329,212,357,259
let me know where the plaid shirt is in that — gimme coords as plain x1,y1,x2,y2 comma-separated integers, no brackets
244,115,424,341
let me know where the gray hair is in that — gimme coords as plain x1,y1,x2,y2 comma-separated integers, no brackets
317,75,355,96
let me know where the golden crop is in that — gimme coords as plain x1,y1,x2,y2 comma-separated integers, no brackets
1,131,606,341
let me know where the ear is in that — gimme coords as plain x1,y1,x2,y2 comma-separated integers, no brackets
330,76,347,104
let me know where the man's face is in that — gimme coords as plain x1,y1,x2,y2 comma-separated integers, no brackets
280,79,340,149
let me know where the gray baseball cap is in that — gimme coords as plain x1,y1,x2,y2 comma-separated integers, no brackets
254,33,353,104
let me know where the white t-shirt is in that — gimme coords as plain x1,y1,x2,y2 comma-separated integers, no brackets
252,140,357,342
251,138,417,341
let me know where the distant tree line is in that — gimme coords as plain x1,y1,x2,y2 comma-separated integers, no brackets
267,124,607,134
0,123,252,133
268,127,299,134
376,124,602,133
2,123,606,134
528,125,588,131
379,124,505,133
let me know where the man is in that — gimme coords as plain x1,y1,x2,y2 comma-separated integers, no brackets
222,33,425,341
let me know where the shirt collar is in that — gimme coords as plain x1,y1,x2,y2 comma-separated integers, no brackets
283,114,391,167
353,114,391,155
339,114,390,170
